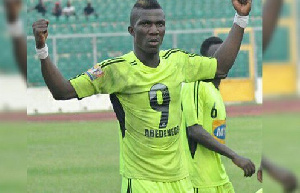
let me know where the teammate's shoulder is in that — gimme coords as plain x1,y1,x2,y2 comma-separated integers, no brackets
200,81,216,93
161,49,200,59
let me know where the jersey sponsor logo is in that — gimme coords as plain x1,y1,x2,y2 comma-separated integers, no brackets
85,65,104,81
144,125,179,138
212,120,226,144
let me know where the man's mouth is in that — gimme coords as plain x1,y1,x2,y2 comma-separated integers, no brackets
148,39,160,46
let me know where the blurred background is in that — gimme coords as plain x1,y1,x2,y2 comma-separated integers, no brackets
262,0,300,192
0,1,26,193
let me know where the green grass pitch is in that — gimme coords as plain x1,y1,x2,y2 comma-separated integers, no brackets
28,116,262,193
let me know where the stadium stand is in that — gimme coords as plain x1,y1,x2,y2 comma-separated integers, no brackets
263,0,298,95
26,0,263,88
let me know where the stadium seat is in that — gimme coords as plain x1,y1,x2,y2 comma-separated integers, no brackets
26,0,262,87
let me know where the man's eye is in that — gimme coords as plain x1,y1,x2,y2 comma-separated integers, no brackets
142,22,150,26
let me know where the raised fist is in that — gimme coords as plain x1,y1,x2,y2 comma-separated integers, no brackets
32,19,49,49
232,0,252,16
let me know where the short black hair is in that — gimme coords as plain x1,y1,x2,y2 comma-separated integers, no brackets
130,0,162,26
133,0,162,9
200,36,223,57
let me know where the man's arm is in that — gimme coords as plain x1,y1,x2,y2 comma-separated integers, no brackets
5,0,27,79
188,124,256,177
32,19,77,100
214,0,252,77
263,0,283,51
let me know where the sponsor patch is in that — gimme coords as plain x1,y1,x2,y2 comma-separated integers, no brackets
212,120,226,144
85,65,104,81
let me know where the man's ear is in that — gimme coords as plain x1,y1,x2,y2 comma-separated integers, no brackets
128,26,134,36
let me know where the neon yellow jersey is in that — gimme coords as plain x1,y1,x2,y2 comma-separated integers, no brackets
70,49,217,182
256,188,263,193
181,81,229,188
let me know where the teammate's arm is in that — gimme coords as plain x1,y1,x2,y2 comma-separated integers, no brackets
260,158,298,192
187,124,256,177
5,0,27,79
263,0,283,51
214,0,252,77
181,83,255,177
32,19,77,100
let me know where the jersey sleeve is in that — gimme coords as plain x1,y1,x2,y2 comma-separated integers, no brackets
69,60,124,99
182,53,217,83
181,82,202,127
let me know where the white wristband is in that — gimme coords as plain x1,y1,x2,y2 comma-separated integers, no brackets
35,44,49,60
7,19,24,37
233,13,249,28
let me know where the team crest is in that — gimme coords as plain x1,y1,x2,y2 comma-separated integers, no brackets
86,65,104,81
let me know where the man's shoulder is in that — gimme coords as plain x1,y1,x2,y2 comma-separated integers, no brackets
160,49,199,60
160,48,186,59
97,52,133,69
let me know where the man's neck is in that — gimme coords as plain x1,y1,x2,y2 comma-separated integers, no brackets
134,48,160,68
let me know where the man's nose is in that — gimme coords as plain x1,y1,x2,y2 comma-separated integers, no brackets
149,24,159,35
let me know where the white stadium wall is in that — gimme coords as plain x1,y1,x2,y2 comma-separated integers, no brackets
0,75,27,111
27,87,113,115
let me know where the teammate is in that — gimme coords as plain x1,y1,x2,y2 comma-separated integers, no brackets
181,36,255,193
32,0,253,192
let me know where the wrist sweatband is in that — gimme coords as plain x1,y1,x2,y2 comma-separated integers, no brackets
233,12,249,28
7,19,24,37
35,44,49,60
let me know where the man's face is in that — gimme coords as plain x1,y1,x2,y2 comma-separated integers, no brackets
130,9,165,54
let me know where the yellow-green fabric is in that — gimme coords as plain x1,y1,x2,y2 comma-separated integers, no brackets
193,182,235,193
181,81,230,188
121,177,194,193
70,49,217,182
255,188,263,193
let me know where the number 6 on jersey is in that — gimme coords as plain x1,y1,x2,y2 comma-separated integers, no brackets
149,83,170,129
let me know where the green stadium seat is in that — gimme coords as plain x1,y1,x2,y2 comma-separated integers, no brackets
26,0,262,87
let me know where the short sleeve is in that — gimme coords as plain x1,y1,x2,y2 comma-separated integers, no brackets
69,61,123,99
181,82,200,127
183,54,217,83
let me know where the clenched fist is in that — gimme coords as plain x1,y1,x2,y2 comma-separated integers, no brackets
32,19,49,49
232,0,252,16
232,154,256,177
